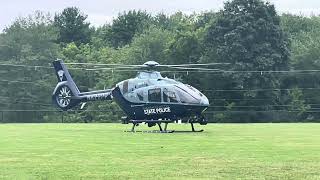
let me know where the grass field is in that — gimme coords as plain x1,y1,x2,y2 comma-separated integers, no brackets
0,123,320,179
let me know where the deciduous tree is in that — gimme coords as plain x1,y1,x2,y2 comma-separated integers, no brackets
54,7,92,45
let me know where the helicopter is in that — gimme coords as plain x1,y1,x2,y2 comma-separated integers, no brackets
52,59,215,133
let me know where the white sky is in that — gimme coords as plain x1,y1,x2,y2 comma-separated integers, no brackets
1,0,320,31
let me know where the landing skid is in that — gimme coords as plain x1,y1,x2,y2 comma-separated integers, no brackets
124,130,175,133
125,121,203,133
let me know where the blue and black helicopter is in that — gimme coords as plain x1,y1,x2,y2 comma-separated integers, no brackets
52,59,219,132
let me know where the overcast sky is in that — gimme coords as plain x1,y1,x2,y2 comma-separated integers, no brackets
1,0,320,31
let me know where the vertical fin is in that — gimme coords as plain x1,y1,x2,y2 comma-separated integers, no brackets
52,59,80,94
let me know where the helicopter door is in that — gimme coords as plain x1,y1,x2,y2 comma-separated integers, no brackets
163,88,178,103
148,88,161,102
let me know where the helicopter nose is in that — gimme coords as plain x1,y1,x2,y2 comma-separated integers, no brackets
200,96,209,106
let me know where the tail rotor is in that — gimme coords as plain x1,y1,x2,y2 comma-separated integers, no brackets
54,85,73,108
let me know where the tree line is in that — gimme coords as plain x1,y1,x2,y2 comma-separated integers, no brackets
1,0,320,123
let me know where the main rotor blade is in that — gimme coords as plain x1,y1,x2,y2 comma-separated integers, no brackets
65,62,145,67
158,63,230,67
65,62,230,68
166,66,223,71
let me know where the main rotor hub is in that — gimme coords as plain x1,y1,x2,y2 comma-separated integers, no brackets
143,61,159,68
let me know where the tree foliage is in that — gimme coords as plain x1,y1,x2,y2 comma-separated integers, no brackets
54,7,92,45
202,0,291,121
109,10,152,48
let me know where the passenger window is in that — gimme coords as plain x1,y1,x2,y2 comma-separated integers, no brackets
163,89,178,103
148,88,161,102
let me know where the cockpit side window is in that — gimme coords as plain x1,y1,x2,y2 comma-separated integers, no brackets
148,88,161,102
163,88,178,103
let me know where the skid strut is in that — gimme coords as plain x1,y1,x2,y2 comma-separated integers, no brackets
191,123,204,132
125,120,204,133
157,123,163,131
131,123,137,132
164,123,168,131
126,120,174,133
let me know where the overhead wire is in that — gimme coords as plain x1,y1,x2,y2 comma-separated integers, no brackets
2,109,320,113
207,105,320,108
204,110,320,113
211,98,319,101
0,63,53,69
1,78,320,92
202,87,320,92
1,75,320,94
0,79,40,84
0,101,53,107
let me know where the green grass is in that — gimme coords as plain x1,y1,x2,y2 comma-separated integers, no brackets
0,123,320,179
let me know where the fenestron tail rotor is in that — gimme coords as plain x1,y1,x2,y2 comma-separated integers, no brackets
55,85,72,108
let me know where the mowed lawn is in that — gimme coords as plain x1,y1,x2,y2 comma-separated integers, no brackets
0,123,319,179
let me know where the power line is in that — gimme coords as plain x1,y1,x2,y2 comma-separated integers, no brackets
208,105,311,108
0,100,53,107
1,77,320,92
2,94,319,110
0,63,53,69
0,95,52,103
210,98,280,101
0,63,86,71
210,98,320,103
81,67,320,74
1,109,320,113
1,98,317,109
203,87,320,92
0,79,56,86
204,110,320,113
0,79,38,84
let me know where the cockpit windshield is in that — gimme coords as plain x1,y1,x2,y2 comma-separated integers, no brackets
174,85,201,104
186,84,204,97
137,71,162,79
